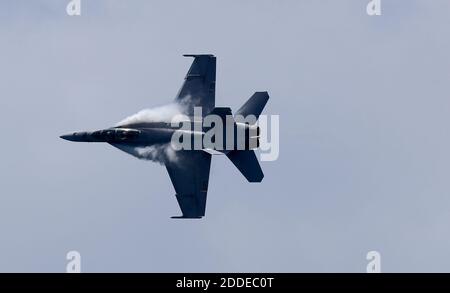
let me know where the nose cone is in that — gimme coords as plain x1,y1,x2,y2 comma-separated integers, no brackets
60,132,91,142
60,133,76,141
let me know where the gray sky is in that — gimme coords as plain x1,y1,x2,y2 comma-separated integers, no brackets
0,0,450,272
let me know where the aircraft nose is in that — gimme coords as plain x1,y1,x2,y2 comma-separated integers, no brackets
60,133,75,141
60,131,94,142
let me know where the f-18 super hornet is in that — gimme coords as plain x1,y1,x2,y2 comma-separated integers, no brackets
60,54,269,218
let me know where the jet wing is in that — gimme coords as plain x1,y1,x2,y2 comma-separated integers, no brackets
165,150,212,218
175,54,216,116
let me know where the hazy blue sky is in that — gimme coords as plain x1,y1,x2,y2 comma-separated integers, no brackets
0,0,450,272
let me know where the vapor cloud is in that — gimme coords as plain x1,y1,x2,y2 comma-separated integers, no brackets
116,103,185,126
111,143,178,165
112,103,186,164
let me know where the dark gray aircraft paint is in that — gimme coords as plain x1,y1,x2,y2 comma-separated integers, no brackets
61,55,269,218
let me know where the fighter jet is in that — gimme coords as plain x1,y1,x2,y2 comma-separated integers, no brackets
61,54,269,218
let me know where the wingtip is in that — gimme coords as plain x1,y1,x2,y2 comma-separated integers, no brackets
171,216,203,219
183,54,215,58
255,91,270,98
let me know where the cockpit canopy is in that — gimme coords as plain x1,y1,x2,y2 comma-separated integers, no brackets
92,128,140,141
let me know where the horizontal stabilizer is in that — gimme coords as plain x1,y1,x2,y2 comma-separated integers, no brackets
208,107,232,118
226,150,264,182
235,92,269,121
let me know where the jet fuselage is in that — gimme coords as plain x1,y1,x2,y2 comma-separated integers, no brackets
60,120,259,151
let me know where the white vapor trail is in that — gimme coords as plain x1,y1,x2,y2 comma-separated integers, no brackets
115,103,185,126
113,103,188,165
112,143,179,165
